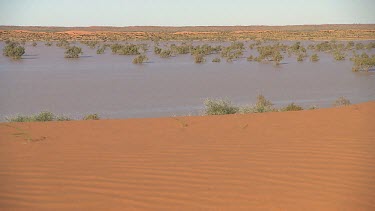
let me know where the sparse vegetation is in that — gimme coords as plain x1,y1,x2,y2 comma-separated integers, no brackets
351,52,375,72
111,43,141,55
83,114,100,120
281,103,303,111
32,42,37,47
6,111,71,122
194,54,205,63
240,95,276,114
204,99,239,115
45,42,52,46
64,46,83,58
333,97,351,107
3,42,25,59
310,53,319,62
133,55,148,64
212,58,221,63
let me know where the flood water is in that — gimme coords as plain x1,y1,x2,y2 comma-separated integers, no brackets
0,41,374,120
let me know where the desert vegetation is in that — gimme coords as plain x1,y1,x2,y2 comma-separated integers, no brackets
3,42,25,59
333,97,351,107
132,55,148,64
83,113,100,120
351,52,375,72
204,95,353,116
64,46,83,58
6,111,71,122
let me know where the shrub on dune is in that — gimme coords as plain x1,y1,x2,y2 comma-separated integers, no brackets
204,99,239,115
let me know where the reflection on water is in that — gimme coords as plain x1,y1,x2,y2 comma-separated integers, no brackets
0,41,374,120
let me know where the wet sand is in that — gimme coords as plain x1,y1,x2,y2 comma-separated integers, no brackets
1,102,374,210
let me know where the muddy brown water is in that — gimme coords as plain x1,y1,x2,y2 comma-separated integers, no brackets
0,41,374,120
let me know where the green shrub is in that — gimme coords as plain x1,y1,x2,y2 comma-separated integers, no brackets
194,54,205,63
3,42,25,59
297,54,304,62
96,46,106,54
160,49,173,58
212,58,221,63
65,46,83,58
133,55,148,64
83,114,100,120
204,99,239,115
333,51,345,61
333,97,351,107
240,95,276,114
111,44,140,55
56,39,70,48
351,53,375,72
310,54,319,62
247,55,254,61
154,46,162,55
6,112,71,122
281,103,303,111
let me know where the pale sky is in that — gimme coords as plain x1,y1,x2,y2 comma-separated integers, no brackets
0,0,374,26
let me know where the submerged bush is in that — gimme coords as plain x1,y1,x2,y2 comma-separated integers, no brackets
204,99,239,115
133,55,148,64
111,44,141,55
6,111,71,122
3,42,25,59
96,45,106,54
281,103,303,111
56,39,70,48
333,97,351,107
83,114,100,120
45,42,53,46
160,49,173,58
194,54,205,63
64,46,83,58
310,54,319,62
212,57,221,63
333,50,345,61
351,53,375,72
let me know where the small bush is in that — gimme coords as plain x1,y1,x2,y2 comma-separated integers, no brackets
194,54,206,63
45,42,52,46
333,97,351,107
212,58,221,63
96,46,106,54
333,51,345,61
65,46,83,58
83,114,100,120
297,54,304,62
281,103,303,111
133,55,148,64
310,54,319,62
204,99,239,115
240,95,276,114
160,49,173,58
351,53,375,72
32,42,37,47
247,55,254,61
3,42,25,59
6,111,71,122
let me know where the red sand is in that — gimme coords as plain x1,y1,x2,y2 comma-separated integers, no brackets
1,102,375,210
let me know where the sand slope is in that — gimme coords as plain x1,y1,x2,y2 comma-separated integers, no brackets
1,102,375,210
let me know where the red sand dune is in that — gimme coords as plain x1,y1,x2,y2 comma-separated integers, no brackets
1,102,375,210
